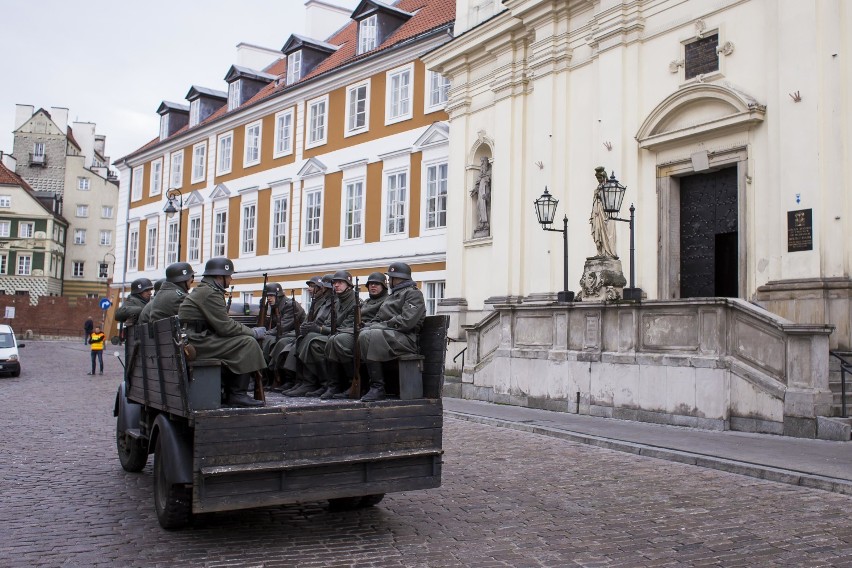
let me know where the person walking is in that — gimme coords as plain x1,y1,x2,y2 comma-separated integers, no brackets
88,325,106,375
83,316,94,345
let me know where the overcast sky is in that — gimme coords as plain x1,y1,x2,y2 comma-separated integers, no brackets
0,0,357,171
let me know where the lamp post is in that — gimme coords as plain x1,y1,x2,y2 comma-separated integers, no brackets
101,252,115,326
163,188,184,262
597,171,643,301
533,187,574,302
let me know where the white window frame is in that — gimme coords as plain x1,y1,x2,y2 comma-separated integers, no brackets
302,187,323,249
273,109,294,158
76,204,89,218
101,205,114,219
271,194,289,251
191,142,207,184
0,195,9,208
0,221,9,237
386,63,414,125
189,99,201,127
358,14,378,54
19,222,35,239
286,51,302,85
240,202,257,256
424,161,448,231
341,179,365,244
159,114,169,140
425,281,446,315
150,158,163,196
228,80,241,111
306,95,329,149
345,80,371,136
145,225,158,270
131,166,143,201
243,121,262,168
73,261,85,278
213,209,228,257
170,151,184,189
166,219,179,264
99,230,112,246
72,228,85,245
33,142,45,158
187,215,201,262
383,169,409,238
127,229,139,272
217,132,233,175
17,254,32,276
77,177,90,191
425,71,451,113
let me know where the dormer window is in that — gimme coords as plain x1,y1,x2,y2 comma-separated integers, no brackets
159,114,169,140
157,101,189,140
189,99,201,127
228,80,241,111
287,51,302,85
358,15,377,54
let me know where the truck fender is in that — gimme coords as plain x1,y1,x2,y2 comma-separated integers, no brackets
150,415,193,486
114,383,143,434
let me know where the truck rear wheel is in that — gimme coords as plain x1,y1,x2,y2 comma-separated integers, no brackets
328,497,363,511
116,428,148,472
359,494,385,508
153,437,192,529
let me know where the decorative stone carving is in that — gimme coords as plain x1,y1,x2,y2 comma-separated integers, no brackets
590,166,616,258
669,59,684,73
576,256,627,301
716,41,735,56
471,156,491,238
695,19,707,38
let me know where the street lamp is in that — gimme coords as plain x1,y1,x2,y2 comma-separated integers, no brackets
101,252,116,326
533,187,574,302
163,188,184,261
597,171,643,301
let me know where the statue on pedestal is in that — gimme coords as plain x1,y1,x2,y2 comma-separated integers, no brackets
471,156,491,238
590,166,617,259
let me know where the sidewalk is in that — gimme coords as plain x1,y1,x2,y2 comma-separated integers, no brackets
443,398,852,496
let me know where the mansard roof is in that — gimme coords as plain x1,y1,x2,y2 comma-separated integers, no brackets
185,85,227,101
224,65,277,84
351,0,414,21
281,33,340,56
0,161,66,220
157,101,190,115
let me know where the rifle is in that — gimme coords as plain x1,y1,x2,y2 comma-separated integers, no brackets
348,277,362,399
226,286,234,311
257,273,269,329
272,297,282,341
330,289,338,335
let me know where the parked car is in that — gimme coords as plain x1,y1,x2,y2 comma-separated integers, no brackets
0,324,24,377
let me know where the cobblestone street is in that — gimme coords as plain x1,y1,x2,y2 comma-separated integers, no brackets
0,340,850,567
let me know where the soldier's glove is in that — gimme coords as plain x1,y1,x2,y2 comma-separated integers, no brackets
300,322,321,335
251,326,267,339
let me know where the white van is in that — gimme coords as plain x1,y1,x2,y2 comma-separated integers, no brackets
0,324,24,377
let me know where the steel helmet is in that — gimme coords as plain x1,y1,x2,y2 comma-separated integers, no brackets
331,270,353,287
165,262,195,283
321,274,334,289
131,278,154,293
153,279,165,293
367,272,387,288
386,262,412,281
203,257,235,276
305,275,323,288
264,282,283,296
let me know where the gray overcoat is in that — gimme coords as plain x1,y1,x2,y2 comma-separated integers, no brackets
139,281,188,324
358,281,425,362
115,294,149,326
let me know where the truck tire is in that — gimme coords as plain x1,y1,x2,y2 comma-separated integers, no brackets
116,428,148,472
359,494,385,508
153,436,192,529
328,497,362,511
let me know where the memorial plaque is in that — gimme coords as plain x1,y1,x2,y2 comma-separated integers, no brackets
787,208,813,252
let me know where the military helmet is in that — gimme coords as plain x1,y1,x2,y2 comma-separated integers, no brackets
203,256,235,276
131,278,154,293
264,282,283,296
367,272,387,288
165,262,195,283
386,262,412,281
306,275,323,288
331,270,353,287
321,274,334,289
153,279,165,293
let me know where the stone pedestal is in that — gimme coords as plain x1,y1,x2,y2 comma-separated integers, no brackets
577,256,627,301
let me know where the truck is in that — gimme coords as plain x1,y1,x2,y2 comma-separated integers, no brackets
114,314,448,529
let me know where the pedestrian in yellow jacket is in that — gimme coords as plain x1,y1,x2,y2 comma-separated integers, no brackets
88,326,105,375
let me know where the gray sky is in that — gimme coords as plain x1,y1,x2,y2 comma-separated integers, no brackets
0,0,355,170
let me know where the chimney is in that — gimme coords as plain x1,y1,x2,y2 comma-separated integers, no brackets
304,0,353,41
1,152,18,171
14,104,34,130
236,42,284,70
94,134,106,156
50,107,69,132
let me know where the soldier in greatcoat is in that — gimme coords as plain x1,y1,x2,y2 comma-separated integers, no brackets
177,257,267,407
269,277,319,391
357,262,426,401
258,282,306,389
138,262,194,324
115,278,154,327
325,271,388,399
282,275,335,396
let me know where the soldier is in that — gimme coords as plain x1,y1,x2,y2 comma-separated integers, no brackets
152,278,165,296
269,276,321,391
357,262,426,401
282,275,335,396
325,271,388,399
307,270,358,399
259,282,306,389
177,257,267,408
139,262,195,324
115,278,154,327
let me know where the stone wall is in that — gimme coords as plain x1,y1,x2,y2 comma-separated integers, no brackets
460,298,834,438
0,295,104,339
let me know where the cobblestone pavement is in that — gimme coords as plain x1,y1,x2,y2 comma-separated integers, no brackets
1,340,851,568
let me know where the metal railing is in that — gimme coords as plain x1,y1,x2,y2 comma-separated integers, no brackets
830,351,852,418
29,153,47,166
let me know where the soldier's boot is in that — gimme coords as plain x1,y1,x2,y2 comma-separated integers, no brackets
225,373,264,407
360,362,386,402
332,364,358,399
278,369,297,393
289,366,322,397
320,361,347,400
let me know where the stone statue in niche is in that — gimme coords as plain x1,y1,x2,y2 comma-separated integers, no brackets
471,156,491,238
590,166,617,259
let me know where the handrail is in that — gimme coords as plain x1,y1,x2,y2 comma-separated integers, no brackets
453,346,467,371
829,350,852,418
